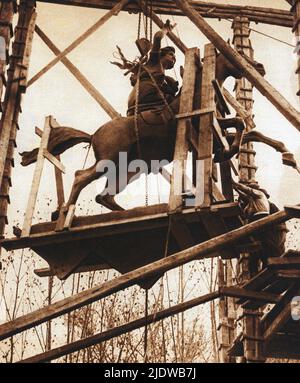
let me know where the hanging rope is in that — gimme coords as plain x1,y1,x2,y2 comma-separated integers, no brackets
144,288,149,362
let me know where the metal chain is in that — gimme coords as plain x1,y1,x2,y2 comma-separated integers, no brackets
134,65,143,160
138,12,142,40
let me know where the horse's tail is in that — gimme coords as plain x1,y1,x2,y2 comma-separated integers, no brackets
20,126,92,166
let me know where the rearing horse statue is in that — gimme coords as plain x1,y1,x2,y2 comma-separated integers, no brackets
20,24,299,214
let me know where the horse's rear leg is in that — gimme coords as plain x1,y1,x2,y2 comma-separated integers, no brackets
214,117,245,162
95,170,141,211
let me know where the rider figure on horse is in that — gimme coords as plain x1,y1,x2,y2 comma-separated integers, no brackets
125,21,179,116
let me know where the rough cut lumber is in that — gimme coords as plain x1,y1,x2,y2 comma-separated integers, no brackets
22,117,52,237
169,47,199,213
19,290,220,363
173,0,300,132
0,208,291,341
195,44,215,208
36,0,294,28
35,25,119,119
28,0,129,87
262,283,300,341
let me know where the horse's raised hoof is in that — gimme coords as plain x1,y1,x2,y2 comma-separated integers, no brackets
51,209,60,221
95,194,125,212
282,152,297,168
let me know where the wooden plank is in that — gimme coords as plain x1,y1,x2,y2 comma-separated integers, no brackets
219,162,234,201
28,0,129,87
21,117,52,237
63,204,76,229
262,283,300,340
0,209,291,341
266,334,300,360
35,25,119,119
169,47,199,213
34,263,110,277
212,114,230,151
0,202,273,251
19,10,37,92
176,107,214,120
174,0,300,132
266,257,300,269
43,149,66,173
220,286,280,304
285,205,300,218
236,269,276,304
212,79,230,117
37,0,294,28
19,290,220,363
170,215,195,250
277,269,300,279
212,181,226,202
199,209,236,260
54,154,65,207
223,87,256,130
195,44,215,208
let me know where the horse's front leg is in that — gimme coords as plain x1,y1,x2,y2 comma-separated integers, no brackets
214,117,245,162
52,163,100,221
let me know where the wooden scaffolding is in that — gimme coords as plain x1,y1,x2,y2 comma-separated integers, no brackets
0,0,299,363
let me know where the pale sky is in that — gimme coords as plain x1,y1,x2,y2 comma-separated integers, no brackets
7,0,300,234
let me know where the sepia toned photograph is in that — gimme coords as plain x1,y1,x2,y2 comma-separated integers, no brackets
0,0,299,367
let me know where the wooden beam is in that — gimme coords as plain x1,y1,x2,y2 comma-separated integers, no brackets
36,1,294,28
34,25,119,119
173,0,300,132
19,290,220,363
262,283,300,341
19,8,37,92
28,0,129,87
43,149,66,173
0,208,291,341
195,44,215,208
21,117,52,237
169,47,199,213
222,87,256,130
266,334,300,360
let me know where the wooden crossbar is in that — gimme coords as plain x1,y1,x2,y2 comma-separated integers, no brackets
28,0,129,87
173,0,300,132
21,116,66,237
35,25,119,119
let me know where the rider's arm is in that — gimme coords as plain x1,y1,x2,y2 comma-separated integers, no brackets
148,21,172,65
233,182,256,197
148,30,164,65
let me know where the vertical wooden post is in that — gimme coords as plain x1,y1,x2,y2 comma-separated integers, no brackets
0,1,15,106
22,117,52,237
169,47,199,213
291,0,300,100
195,44,216,208
0,0,36,262
233,17,265,363
173,0,300,131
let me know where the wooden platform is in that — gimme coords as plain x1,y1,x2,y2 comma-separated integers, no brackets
1,202,242,289
229,250,300,360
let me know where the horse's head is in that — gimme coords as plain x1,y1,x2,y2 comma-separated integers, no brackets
216,49,266,86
